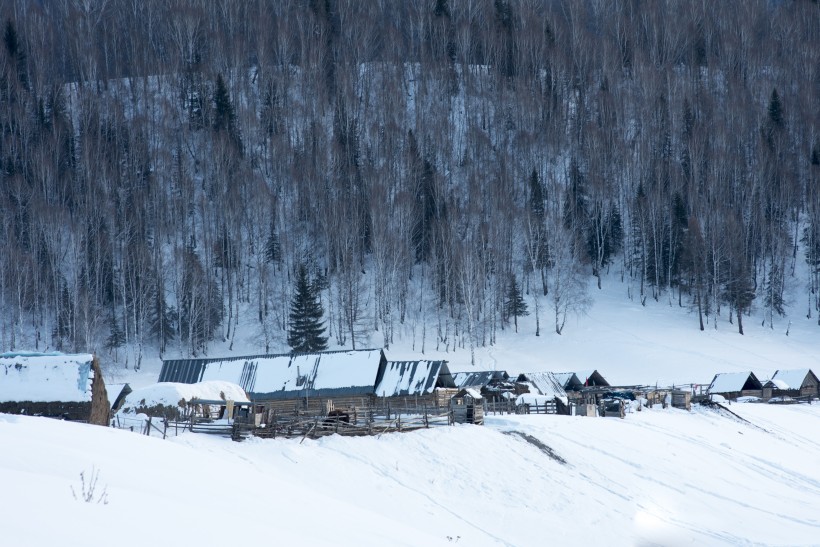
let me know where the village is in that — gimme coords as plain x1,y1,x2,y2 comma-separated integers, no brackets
1,349,817,441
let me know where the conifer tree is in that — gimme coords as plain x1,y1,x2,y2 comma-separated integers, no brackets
505,274,529,332
288,265,328,352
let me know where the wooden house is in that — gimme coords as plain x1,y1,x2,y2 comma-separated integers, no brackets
0,352,109,425
450,388,484,425
707,372,763,401
159,349,457,414
515,371,570,414
766,369,819,400
451,370,514,401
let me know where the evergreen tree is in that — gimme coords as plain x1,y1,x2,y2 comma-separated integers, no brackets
288,265,328,352
504,274,529,332
264,219,281,264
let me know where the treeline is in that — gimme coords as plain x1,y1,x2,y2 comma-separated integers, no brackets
0,0,818,367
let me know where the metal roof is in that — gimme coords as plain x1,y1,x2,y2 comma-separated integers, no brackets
452,370,509,388
159,349,386,400
517,371,568,399
375,360,455,397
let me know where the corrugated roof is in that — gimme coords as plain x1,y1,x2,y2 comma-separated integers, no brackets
0,353,95,403
452,370,508,388
553,372,583,389
375,360,454,397
771,369,814,390
160,349,386,400
518,372,568,399
708,372,762,393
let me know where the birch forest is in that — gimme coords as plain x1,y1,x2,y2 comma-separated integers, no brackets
0,0,818,367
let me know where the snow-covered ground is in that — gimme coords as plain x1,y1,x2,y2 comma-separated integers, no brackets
3,402,819,546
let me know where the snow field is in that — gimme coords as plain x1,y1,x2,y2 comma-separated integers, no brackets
3,402,820,546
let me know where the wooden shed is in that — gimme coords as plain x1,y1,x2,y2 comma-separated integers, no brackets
451,370,514,401
767,369,819,400
0,352,109,425
450,388,484,425
515,371,570,414
707,371,763,401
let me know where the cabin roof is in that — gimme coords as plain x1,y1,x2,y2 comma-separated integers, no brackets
708,372,763,393
553,372,584,389
0,352,96,403
160,349,387,400
771,369,817,389
454,387,483,399
375,360,455,397
451,370,509,388
517,371,568,399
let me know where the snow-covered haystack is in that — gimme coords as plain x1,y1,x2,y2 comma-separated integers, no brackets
117,381,249,419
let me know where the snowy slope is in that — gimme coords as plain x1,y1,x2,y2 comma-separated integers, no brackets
115,272,820,393
3,403,819,546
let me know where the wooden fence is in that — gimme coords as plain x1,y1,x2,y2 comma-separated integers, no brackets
253,404,453,440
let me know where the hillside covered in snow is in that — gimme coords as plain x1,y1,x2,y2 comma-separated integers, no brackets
3,402,820,546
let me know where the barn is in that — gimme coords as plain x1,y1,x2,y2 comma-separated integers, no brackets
0,352,109,425
158,349,457,413
768,369,819,400
451,370,514,401
708,371,764,401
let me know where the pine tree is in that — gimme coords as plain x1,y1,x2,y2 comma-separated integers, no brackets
505,274,529,332
288,265,328,352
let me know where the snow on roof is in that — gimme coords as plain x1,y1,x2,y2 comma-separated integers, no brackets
119,381,249,412
159,349,386,399
452,370,508,388
709,372,761,393
375,360,451,397
456,387,483,399
553,372,582,389
518,372,568,399
771,369,814,390
0,352,95,403
766,378,790,390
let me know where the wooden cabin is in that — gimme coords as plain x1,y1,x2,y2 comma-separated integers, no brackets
159,349,458,415
766,369,819,400
515,372,570,414
451,370,514,401
707,372,763,401
450,388,484,425
0,352,109,425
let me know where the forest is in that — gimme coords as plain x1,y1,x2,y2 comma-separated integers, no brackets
0,0,818,368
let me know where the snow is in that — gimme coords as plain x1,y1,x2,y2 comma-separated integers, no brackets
3,404,820,546
518,371,568,400
771,369,812,390
118,381,249,412
708,371,759,393
375,360,448,397
0,353,95,403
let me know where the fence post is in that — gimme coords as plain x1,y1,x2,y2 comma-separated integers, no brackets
145,416,152,436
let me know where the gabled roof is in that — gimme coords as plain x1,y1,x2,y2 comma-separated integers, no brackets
517,371,568,399
574,369,610,387
771,369,817,390
553,372,584,390
375,360,455,397
159,349,387,400
708,372,763,393
107,383,133,411
454,387,483,400
452,370,509,389
0,352,96,403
